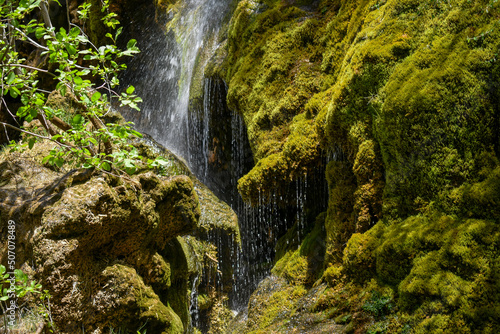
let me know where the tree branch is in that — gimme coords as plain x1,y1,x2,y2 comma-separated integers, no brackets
49,115,72,131
40,1,56,38
1,98,21,126
88,114,112,155
37,113,58,136
0,121,71,148
7,24,49,51
1,63,51,74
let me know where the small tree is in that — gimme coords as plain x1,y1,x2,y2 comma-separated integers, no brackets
0,0,166,175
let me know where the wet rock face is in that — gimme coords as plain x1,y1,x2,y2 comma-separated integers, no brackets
0,155,200,333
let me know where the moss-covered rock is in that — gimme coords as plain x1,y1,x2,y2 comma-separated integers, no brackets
100,264,184,334
212,0,500,331
0,133,239,333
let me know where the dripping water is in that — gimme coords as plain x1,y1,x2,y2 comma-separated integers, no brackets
120,0,230,158
119,0,329,327
189,275,200,329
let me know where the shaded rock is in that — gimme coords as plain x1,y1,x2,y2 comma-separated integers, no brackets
0,137,239,334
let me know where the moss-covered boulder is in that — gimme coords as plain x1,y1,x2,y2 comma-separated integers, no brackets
209,0,500,331
0,133,239,333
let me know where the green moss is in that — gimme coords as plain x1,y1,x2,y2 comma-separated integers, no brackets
207,296,235,334
238,113,322,205
247,283,306,332
342,232,377,283
102,264,184,334
324,160,356,262
272,249,309,285
322,264,343,287
160,237,192,329
272,212,326,286
215,0,500,331
337,207,500,331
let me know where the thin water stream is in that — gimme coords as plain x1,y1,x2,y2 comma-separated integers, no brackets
119,0,328,329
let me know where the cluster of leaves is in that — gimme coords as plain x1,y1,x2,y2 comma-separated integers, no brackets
0,265,46,301
0,0,167,175
0,264,52,331
362,290,393,319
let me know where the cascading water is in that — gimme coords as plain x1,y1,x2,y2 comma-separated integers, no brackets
120,0,230,158
119,0,329,328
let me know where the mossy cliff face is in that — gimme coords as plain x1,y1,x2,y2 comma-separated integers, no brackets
0,133,239,333
212,0,500,331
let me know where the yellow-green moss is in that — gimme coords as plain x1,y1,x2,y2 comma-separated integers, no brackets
217,0,500,331
102,264,184,334
272,249,309,285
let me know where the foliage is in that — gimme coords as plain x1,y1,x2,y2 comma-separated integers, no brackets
0,264,53,332
0,0,167,175
362,291,393,318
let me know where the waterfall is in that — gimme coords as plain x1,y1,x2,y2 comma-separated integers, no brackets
189,275,200,329
119,0,328,326
119,0,230,159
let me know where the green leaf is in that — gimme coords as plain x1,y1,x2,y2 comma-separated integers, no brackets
101,161,111,171
35,27,45,39
91,91,101,102
10,87,20,98
126,85,135,94
28,138,36,149
115,27,123,40
125,166,137,175
71,114,84,126
0,265,5,275
14,269,27,283
65,43,77,56
74,76,83,85
6,72,15,85
55,158,64,168
127,39,137,49
60,84,67,97
154,157,169,166
21,94,30,105
0,296,8,301
69,26,80,38
130,130,143,138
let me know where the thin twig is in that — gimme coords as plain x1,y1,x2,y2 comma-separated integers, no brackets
96,82,119,97
3,123,9,142
0,121,72,149
7,24,49,51
69,22,99,53
1,98,21,126
65,0,71,31
1,63,50,73
34,322,44,334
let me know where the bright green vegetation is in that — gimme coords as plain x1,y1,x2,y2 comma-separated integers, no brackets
0,0,170,176
0,265,52,333
211,0,500,331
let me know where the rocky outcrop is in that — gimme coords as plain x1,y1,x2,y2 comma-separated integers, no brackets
200,0,500,332
0,136,239,334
